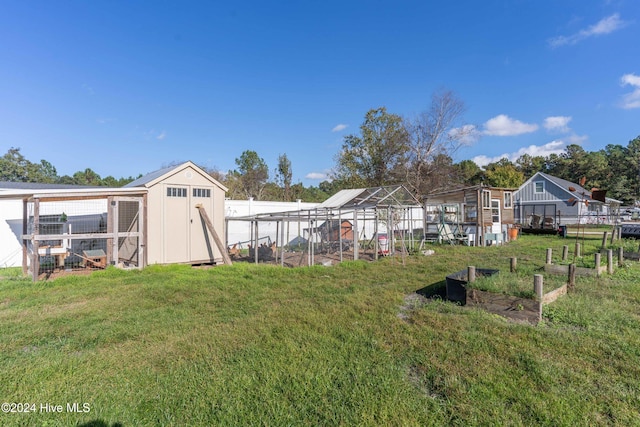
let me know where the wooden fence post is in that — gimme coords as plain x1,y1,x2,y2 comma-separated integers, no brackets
607,249,613,275
595,253,601,277
575,242,581,258
546,248,553,265
468,266,476,283
601,231,608,249
618,247,624,267
534,274,544,300
562,245,568,261
510,257,517,273
568,264,576,290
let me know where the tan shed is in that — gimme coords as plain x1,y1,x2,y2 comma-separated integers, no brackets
125,161,228,265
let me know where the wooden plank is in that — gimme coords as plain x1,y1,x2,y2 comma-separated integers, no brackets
542,284,567,304
142,194,147,268
196,204,232,265
106,196,114,266
32,199,40,281
22,199,28,276
544,263,604,277
112,198,119,267
24,232,141,241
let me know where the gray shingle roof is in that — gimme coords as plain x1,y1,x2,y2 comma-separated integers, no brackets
0,181,100,190
124,164,184,188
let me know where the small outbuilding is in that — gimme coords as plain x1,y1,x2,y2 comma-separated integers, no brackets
125,161,228,265
0,161,228,280
424,185,517,245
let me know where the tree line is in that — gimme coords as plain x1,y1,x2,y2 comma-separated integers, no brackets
3,91,640,204
0,147,139,187
0,147,335,203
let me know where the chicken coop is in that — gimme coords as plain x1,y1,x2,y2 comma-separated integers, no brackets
0,161,229,280
0,187,147,280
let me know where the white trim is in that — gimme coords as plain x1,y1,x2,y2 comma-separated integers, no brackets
504,191,513,209
138,161,228,192
482,190,491,208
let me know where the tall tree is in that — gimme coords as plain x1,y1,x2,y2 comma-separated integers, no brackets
230,150,269,200
333,107,408,188
483,158,524,188
515,154,546,178
274,153,293,201
403,89,469,195
0,147,58,182
453,159,484,186
626,136,640,202
72,168,102,186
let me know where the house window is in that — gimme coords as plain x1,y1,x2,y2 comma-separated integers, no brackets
535,182,544,193
491,200,501,223
464,204,477,222
193,188,211,198
167,187,187,197
482,190,491,208
504,192,513,209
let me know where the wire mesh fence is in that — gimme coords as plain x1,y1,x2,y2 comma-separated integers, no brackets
25,196,144,277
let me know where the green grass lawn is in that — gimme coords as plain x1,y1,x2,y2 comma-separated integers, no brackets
1,235,640,426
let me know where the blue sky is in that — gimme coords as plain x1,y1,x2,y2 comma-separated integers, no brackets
1,1,639,186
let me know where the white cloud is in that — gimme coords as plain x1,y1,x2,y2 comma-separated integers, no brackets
449,124,481,145
482,114,539,136
305,172,328,180
157,131,167,140
332,124,348,132
543,116,572,133
566,133,588,145
620,73,640,109
549,13,626,48
472,140,567,167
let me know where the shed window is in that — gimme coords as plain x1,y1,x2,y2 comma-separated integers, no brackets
504,192,513,209
535,182,544,193
193,188,211,198
482,190,491,208
167,187,187,197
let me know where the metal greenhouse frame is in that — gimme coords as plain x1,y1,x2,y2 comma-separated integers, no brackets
225,185,424,266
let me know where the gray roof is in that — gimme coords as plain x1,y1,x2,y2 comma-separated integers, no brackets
539,172,591,198
0,181,100,190
532,172,622,205
124,164,181,188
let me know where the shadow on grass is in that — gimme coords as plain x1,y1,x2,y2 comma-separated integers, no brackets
77,421,124,427
415,280,446,299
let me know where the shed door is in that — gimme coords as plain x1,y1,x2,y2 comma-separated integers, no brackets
190,187,216,262
164,185,190,263
491,199,501,233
